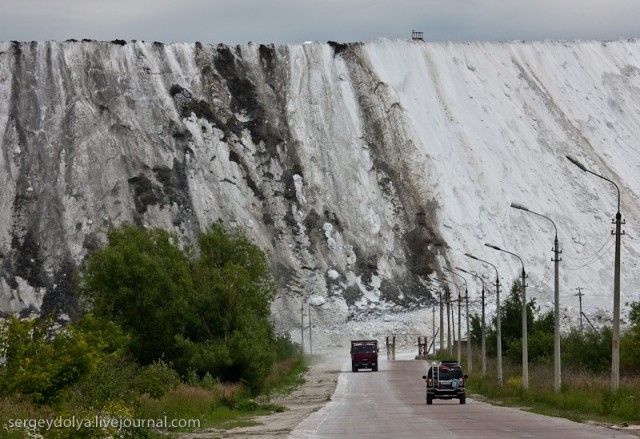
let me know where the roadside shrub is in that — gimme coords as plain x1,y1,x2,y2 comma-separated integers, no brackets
273,333,300,360
135,360,181,398
0,316,99,405
68,355,140,410
620,301,640,374
137,384,222,428
562,328,611,374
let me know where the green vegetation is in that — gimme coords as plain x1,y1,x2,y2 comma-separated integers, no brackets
0,223,304,438
467,362,640,424
466,279,640,425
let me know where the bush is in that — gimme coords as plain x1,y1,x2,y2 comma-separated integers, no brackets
562,328,611,374
81,225,193,366
0,316,101,404
81,223,282,393
68,355,140,409
136,360,181,398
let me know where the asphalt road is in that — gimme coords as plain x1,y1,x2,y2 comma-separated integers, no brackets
290,357,637,439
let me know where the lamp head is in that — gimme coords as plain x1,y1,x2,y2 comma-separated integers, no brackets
485,243,501,251
455,266,469,274
464,253,478,260
510,202,529,211
566,155,588,172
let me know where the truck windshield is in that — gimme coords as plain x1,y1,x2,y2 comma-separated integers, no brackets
352,345,376,353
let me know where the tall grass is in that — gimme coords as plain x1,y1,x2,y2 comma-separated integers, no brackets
467,357,640,424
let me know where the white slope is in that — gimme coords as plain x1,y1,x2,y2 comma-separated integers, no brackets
1,39,640,351
287,39,640,349
377,39,640,316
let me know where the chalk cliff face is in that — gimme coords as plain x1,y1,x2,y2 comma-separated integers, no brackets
1,39,640,340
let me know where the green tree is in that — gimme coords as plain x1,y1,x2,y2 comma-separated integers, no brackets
470,313,482,347
185,224,278,391
81,225,193,365
485,279,536,363
621,301,640,374
190,223,275,341
0,314,125,404
527,309,554,364
81,223,281,393
562,327,611,374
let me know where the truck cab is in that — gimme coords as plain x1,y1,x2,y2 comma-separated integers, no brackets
350,340,378,372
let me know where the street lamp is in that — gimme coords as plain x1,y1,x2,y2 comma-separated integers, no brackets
436,277,460,356
435,278,451,354
432,305,437,357
432,279,445,355
446,266,471,371
445,267,473,373
457,266,486,376
485,243,529,391
566,154,624,392
465,253,503,385
511,202,562,393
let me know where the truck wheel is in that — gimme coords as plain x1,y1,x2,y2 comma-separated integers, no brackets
427,394,433,405
372,365,378,372
352,363,358,372
459,395,466,404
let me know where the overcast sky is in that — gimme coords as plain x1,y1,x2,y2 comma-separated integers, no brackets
2,0,640,45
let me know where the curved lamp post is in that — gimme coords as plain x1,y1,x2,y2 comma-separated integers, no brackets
432,279,445,355
457,266,486,376
436,278,461,363
435,277,456,355
511,202,562,393
465,253,503,385
485,243,529,391
566,155,624,392
446,266,471,371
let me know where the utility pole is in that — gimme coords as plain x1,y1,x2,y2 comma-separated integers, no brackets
439,290,444,356
446,266,471,372
521,266,529,391
452,295,457,359
567,155,624,392
576,287,584,333
432,306,436,356
309,304,313,355
436,278,458,357
447,289,452,355
496,274,502,385
465,291,471,372
481,281,486,375
465,253,502,385
457,292,462,364
552,230,561,393
511,202,561,393
457,266,488,375
301,302,304,354
486,244,528,391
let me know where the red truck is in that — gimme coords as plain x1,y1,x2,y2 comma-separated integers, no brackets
350,340,379,372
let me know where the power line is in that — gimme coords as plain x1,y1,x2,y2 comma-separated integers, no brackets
564,239,616,270
563,234,613,262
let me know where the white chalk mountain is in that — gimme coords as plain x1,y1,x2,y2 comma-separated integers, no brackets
1,38,639,347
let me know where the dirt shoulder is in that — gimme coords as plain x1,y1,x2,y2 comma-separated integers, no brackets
180,359,343,439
